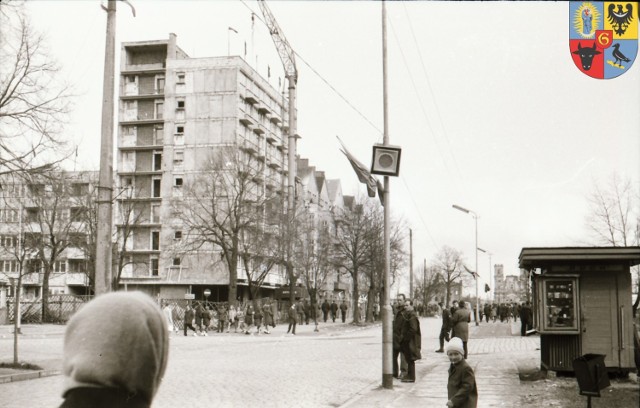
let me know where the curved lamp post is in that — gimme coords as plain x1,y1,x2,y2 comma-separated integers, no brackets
452,204,480,326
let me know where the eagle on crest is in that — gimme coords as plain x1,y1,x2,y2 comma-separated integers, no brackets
607,3,634,36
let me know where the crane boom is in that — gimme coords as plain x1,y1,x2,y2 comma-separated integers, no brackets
257,0,297,83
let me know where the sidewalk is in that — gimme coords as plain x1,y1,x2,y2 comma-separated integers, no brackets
340,319,541,408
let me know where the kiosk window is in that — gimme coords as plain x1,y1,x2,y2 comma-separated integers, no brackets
544,279,577,331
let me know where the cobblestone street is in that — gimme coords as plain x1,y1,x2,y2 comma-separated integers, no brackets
1,318,637,407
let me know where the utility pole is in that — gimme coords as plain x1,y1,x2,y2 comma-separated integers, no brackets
409,228,413,300
381,0,393,389
423,258,427,307
95,0,117,295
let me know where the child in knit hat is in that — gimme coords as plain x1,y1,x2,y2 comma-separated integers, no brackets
445,337,478,408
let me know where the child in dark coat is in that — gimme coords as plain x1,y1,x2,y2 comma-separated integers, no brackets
446,337,478,408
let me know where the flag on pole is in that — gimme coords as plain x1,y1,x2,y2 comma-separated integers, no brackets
337,136,381,200
484,283,490,292
228,26,238,34
463,265,479,279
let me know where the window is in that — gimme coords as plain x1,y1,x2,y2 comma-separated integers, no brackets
177,100,185,109
24,232,42,247
70,207,87,221
176,125,184,134
174,177,183,187
153,125,164,145
0,209,18,223
68,233,86,247
26,208,40,222
173,150,184,167
151,204,161,223
176,72,185,84
151,258,159,276
152,178,161,198
151,231,160,250
174,231,182,240
26,259,42,274
71,183,89,196
153,152,162,171
155,101,163,119
3,260,17,273
0,235,16,248
28,184,45,195
172,258,181,267
537,276,580,334
155,76,165,93
68,260,87,273
53,260,67,273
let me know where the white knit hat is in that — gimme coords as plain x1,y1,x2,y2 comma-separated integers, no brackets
446,337,464,355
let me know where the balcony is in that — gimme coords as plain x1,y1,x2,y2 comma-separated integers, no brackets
265,132,277,144
240,139,258,155
257,104,270,115
239,114,254,127
252,124,265,136
66,273,89,286
268,159,280,169
269,114,281,125
244,91,258,105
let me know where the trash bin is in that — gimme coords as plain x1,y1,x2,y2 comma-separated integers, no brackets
572,354,610,397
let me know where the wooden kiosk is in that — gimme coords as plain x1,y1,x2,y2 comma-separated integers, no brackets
519,247,640,373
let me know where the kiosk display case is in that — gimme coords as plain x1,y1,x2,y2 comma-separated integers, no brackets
538,276,579,334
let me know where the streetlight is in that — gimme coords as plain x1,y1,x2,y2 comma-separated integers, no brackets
452,204,480,326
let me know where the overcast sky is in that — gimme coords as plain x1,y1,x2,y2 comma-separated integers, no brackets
26,1,639,295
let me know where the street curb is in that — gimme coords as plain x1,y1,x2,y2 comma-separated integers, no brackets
0,369,60,384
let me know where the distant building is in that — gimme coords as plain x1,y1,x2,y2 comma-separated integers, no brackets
493,264,527,303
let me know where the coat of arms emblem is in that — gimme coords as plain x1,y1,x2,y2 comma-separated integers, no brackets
570,2,638,79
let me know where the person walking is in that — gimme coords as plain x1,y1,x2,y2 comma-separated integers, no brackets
339,300,348,323
483,303,491,323
296,300,305,326
244,303,255,335
446,337,478,408
520,301,533,336
162,302,177,335
253,303,263,335
451,301,471,359
286,303,297,335
392,300,408,380
262,300,273,334
303,299,311,325
183,304,198,336
227,304,237,333
194,302,204,335
435,301,452,353
58,292,169,408
217,304,228,334
200,306,211,336
450,300,459,338
330,300,338,322
400,300,421,383
321,299,330,322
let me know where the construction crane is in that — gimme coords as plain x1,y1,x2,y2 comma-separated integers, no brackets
257,0,298,303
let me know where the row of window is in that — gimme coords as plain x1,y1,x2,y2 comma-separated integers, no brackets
0,207,88,223
1,259,86,273
0,183,90,198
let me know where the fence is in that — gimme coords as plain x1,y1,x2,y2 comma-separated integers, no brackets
7,295,93,324
4,295,281,326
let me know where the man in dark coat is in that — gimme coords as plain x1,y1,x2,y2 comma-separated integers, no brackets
520,301,533,336
330,300,338,322
400,300,421,382
392,300,407,379
321,299,330,322
303,300,311,325
436,301,452,353
339,300,348,323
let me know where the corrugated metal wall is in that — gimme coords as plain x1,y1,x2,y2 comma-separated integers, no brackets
541,334,581,371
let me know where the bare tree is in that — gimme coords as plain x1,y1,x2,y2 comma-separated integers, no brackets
414,264,445,307
295,210,335,328
21,173,78,321
432,246,466,307
0,2,73,176
176,147,273,306
585,173,640,315
112,184,148,290
363,204,406,322
333,198,373,324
